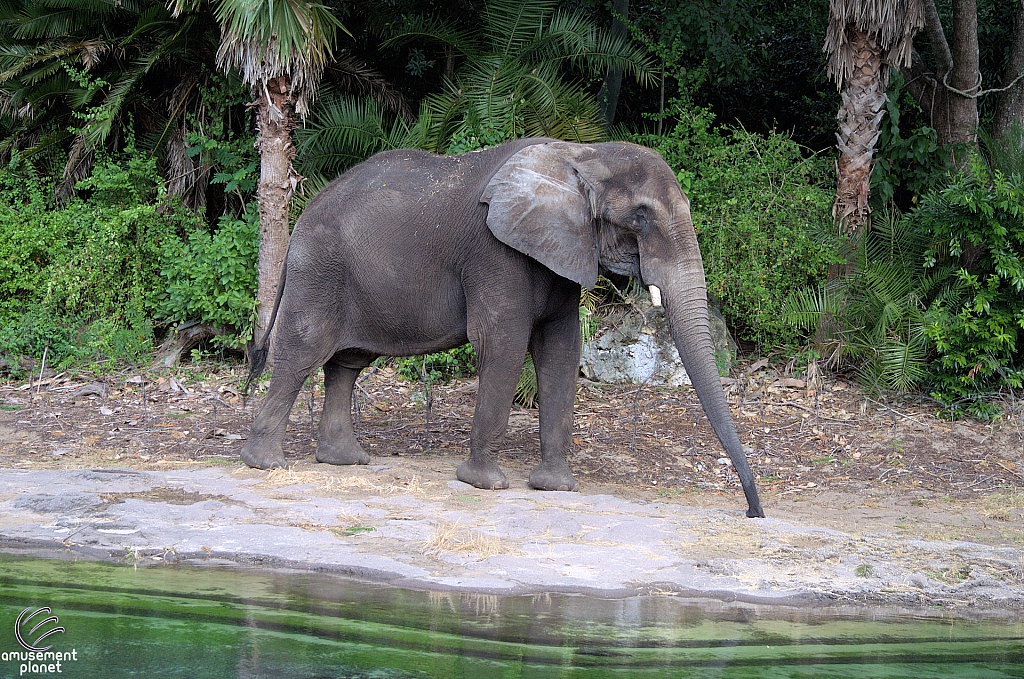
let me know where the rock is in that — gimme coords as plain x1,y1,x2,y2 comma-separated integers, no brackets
71,382,109,398
581,299,737,386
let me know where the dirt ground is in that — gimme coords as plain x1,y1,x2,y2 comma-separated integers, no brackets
2,357,1023,590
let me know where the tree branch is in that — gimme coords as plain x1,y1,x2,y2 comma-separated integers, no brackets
922,0,952,73
901,49,937,121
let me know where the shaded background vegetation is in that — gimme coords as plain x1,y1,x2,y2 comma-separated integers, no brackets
0,0,1021,417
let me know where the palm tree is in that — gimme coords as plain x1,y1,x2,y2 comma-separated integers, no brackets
0,0,221,202
824,0,924,238
385,0,654,153
173,0,344,335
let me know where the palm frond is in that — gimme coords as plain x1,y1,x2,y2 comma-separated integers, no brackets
325,55,413,121
0,40,81,82
514,354,538,408
381,14,482,63
213,0,343,114
789,207,963,392
528,10,655,86
824,0,924,88
419,86,470,153
481,0,555,59
782,283,845,331
875,334,929,391
54,132,92,203
296,95,418,177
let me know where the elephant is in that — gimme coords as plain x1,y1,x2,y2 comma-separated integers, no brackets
241,138,765,518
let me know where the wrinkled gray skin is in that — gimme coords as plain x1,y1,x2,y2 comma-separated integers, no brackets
242,138,764,518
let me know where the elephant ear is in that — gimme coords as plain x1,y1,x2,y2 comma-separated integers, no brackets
482,142,600,289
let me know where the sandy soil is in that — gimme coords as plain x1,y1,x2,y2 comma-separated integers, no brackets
1,359,1023,606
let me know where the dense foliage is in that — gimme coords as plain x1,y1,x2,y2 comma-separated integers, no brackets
0,150,167,368
0,0,1020,420
635,106,839,348
0,143,257,373
785,132,1024,419
920,150,1024,418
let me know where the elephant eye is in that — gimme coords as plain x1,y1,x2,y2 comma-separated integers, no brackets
634,206,651,232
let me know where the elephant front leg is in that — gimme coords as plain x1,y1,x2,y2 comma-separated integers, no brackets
316,358,371,466
457,338,529,490
527,309,581,492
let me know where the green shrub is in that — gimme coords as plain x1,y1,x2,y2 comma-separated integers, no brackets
870,73,948,212
918,151,1024,419
784,211,960,394
633,111,840,348
0,143,259,370
395,344,477,383
785,145,1024,420
155,209,259,346
0,150,198,369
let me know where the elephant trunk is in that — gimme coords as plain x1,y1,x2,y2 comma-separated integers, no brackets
661,262,765,518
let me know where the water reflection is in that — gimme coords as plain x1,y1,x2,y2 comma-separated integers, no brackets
0,556,1020,678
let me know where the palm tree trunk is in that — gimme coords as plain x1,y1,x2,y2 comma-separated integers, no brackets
833,27,886,238
254,75,297,348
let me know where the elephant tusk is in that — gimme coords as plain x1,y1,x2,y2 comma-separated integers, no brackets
649,285,662,307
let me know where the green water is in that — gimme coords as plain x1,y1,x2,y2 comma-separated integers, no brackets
0,557,1021,678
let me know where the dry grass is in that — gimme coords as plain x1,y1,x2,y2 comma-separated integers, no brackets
980,491,1024,521
421,520,515,560
978,554,1024,584
259,468,340,489
258,467,394,494
380,474,423,496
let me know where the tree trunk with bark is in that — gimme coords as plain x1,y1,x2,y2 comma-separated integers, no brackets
597,0,628,127
903,0,979,152
993,3,1024,137
833,27,887,237
823,0,923,244
254,75,298,345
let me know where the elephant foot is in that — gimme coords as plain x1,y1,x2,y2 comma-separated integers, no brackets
315,439,370,466
456,458,509,490
528,463,579,492
240,442,287,470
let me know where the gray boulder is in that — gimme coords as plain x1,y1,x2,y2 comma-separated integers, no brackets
581,298,737,386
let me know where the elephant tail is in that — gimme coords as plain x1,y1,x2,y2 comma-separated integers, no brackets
243,259,287,400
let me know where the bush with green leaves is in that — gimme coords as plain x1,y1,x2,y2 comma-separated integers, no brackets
869,73,948,213
633,110,840,348
785,135,1024,419
918,149,1024,418
0,142,261,371
783,212,960,394
154,209,259,347
395,344,477,383
0,150,197,369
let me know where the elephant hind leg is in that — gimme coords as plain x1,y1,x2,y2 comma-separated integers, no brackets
456,330,530,490
316,352,376,466
240,316,341,469
241,367,306,469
